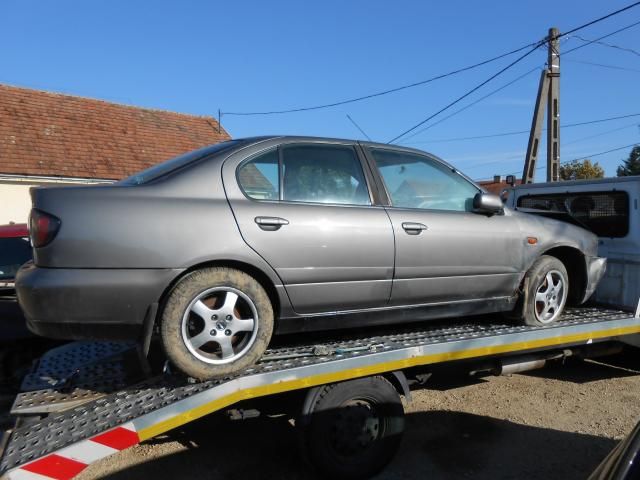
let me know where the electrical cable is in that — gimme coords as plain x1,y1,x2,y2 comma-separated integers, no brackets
404,112,640,145
388,3,640,144
221,41,541,116
398,65,541,143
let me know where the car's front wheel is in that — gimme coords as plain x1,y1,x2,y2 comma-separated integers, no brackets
161,267,274,380
521,255,569,326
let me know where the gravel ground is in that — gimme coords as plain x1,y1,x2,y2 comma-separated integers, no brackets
72,352,640,480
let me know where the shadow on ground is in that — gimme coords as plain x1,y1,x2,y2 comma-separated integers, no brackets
523,351,640,384
91,409,616,480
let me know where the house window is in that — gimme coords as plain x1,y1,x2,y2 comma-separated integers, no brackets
517,191,630,238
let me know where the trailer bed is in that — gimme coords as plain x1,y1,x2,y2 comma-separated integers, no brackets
1,306,639,479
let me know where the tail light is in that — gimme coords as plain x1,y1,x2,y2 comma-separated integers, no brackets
29,209,61,248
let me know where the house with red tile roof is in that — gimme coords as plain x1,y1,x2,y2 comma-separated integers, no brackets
0,84,230,224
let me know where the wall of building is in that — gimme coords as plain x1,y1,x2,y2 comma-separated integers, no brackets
0,177,112,225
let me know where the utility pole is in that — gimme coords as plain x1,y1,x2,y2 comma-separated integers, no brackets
522,27,561,183
546,27,560,182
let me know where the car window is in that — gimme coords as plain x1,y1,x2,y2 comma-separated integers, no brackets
238,149,279,200
370,149,479,211
121,140,239,185
517,191,629,238
281,145,370,205
0,237,32,281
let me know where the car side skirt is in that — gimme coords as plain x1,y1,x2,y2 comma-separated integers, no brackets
274,295,518,334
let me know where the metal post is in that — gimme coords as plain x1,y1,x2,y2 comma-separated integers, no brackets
546,27,561,181
218,109,222,134
522,70,549,184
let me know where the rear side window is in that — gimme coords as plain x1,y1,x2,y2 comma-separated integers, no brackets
517,191,629,238
238,149,279,200
282,145,370,205
237,144,371,206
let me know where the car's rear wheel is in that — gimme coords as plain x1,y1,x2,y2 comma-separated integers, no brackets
161,267,273,380
521,256,569,326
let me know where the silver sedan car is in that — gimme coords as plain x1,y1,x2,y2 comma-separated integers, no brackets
16,136,606,379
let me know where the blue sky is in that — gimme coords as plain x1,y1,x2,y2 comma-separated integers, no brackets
2,0,639,181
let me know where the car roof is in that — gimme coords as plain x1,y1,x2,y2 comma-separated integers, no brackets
0,223,29,238
234,135,450,165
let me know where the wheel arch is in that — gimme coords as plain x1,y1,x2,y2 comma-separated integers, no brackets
157,259,283,326
540,246,587,305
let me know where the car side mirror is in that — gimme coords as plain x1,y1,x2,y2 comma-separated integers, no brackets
473,192,503,215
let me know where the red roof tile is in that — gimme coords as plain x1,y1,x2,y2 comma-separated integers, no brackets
0,84,231,180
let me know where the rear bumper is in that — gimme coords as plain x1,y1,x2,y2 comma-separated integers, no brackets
15,262,183,340
582,256,607,304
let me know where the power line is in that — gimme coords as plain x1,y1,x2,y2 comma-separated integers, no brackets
564,122,640,146
563,19,640,55
461,122,639,171
403,19,640,145
564,58,640,73
486,142,640,180
571,33,640,57
398,65,541,143
388,3,640,144
560,2,640,37
387,45,542,144
404,112,640,144
221,41,541,116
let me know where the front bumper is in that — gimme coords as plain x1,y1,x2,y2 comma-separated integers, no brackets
582,256,607,304
15,262,183,340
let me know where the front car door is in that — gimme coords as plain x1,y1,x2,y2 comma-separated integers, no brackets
223,139,395,315
363,145,524,308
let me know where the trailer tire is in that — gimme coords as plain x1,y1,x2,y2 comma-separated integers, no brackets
299,376,404,479
161,267,273,380
521,255,569,326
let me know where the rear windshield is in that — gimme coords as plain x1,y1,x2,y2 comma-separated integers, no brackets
517,191,629,238
120,140,239,185
0,237,32,281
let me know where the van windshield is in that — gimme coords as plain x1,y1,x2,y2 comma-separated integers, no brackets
120,140,239,185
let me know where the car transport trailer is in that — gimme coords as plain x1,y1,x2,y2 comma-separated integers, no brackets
1,304,640,480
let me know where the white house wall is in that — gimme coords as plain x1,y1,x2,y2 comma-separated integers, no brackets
0,177,113,225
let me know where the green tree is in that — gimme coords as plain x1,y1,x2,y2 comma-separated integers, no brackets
616,146,640,176
559,159,605,181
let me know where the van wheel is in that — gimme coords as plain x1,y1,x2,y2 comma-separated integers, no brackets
161,267,273,380
522,256,569,326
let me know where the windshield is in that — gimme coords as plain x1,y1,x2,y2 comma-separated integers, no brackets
120,140,239,185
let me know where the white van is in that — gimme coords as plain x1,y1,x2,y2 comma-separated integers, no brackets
508,176,640,310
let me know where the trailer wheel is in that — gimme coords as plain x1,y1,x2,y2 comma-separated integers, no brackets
299,376,404,479
521,255,569,326
161,267,273,380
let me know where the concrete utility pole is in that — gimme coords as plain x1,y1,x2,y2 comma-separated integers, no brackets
522,27,561,183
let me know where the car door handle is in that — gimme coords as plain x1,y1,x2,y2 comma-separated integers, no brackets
402,222,428,235
255,216,289,231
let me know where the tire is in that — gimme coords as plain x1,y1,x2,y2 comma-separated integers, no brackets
161,267,274,380
521,255,569,326
299,376,405,480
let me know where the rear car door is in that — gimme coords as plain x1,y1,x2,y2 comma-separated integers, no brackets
363,146,523,306
224,140,394,314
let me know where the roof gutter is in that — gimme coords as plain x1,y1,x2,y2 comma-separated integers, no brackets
0,173,115,184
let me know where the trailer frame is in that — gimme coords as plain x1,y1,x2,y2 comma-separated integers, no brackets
1,305,639,479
